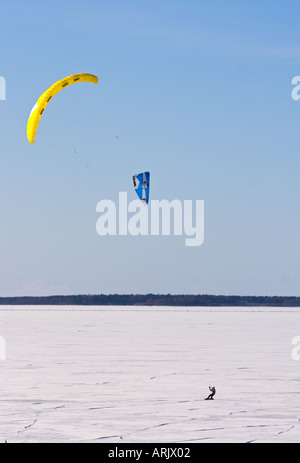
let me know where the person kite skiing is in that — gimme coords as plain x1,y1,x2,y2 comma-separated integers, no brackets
205,385,216,400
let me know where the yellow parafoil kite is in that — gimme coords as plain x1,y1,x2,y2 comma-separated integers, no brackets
27,73,98,143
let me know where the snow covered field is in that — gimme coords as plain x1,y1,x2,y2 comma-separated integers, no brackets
0,305,299,443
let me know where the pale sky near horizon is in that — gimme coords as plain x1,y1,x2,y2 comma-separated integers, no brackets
1,0,300,297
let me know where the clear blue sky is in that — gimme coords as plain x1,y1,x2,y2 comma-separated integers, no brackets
1,0,300,297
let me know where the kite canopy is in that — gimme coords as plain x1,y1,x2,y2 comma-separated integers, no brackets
132,172,150,204
27,73,98,143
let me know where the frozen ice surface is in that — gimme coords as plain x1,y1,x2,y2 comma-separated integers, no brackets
0,305,300,443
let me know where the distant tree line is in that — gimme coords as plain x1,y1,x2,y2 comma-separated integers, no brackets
0,294,300,307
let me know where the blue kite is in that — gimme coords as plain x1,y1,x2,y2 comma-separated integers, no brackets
132,171,150,205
